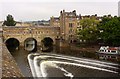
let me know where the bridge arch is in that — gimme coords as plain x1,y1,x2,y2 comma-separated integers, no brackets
41,37,54,52
24,37,37,52
5,38,20,51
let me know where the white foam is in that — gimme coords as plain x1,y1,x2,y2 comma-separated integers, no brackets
28,53,119,78
37,53,119,66
40,61,74,78
36,55,118,69
40,60,59,77
41,60,118,76
55,65,74,78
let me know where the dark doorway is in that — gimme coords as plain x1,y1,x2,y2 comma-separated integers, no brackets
41,37,53,52
5,38,20,52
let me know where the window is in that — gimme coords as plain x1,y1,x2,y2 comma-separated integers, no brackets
111,51,116,53
69,23,73,27
69,18,74,21
111,56,116,58
69,35,73,38
100,50,104,52
69,29,72,33
69,14,72,16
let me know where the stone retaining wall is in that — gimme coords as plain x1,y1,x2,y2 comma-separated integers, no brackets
2,43,24,77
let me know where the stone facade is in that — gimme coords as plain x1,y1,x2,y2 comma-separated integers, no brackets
3,26,60,46
50,10,102,43
50,10,79,42
60,10,78,42
50,16,60,27
50,10,101,43
2,43,24,77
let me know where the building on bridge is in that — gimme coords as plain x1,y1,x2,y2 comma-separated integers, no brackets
3,26,60,48
50,17,60,27
50,10,78,43
50,10,101,43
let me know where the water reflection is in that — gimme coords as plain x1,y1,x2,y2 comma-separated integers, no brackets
10,47,32,77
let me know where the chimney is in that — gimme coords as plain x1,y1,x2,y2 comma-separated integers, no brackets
60,11,62,14
63,9,65,12
95,14,97,16
73,10,76,13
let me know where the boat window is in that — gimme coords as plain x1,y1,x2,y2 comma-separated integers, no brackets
100,50,104,52
109,56,111,58
111,56,116,58
111,51,116,53
108,50,110,52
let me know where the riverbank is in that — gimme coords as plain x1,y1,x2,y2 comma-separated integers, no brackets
55,43,99,58
55,42,120,63
2,43,24,77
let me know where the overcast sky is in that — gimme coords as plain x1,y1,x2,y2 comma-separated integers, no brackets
0,0,120,21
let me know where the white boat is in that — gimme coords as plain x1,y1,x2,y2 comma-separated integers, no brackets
97,46,120,60
98,46,120,55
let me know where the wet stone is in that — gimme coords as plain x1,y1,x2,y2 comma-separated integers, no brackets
2,43,24,77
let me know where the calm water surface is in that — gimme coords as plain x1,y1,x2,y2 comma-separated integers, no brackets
11,47,32,77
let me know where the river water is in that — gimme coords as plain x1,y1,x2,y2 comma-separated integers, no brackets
10,45,96,77
10,47,32,77
10,45,120,77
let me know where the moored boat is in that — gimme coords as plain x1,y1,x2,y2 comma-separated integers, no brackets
97,46,120,60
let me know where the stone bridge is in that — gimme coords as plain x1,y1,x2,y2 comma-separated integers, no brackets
3,26,60,47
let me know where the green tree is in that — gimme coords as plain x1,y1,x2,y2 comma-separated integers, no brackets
98,17,120,46
3,14,16,26
80,17,99,29
77,28,99,43
77,17,100,43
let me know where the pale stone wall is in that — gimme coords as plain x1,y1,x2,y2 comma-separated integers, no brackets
3,26,60,46
2,43,24,77
60,10,78,42
50,17,60,27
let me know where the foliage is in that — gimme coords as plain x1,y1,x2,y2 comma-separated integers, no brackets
3,14,16,26
77,28,99,43
77,17,100,43
98,17,120,46
80,17,99,29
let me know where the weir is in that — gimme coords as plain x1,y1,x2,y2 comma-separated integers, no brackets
28,53,120,78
